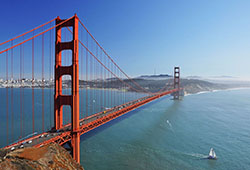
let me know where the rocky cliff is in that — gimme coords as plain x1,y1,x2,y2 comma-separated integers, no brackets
0,143,84,170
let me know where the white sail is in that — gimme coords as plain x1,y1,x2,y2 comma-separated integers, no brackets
209,148,213,157
212,150,216,158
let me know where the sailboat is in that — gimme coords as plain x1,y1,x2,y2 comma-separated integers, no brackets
208,148,217,160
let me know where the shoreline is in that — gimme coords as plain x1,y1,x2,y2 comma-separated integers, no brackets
0,86,125,91
184,87,250,96
1,86,250,96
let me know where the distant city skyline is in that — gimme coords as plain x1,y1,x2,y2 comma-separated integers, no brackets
0,0,250,79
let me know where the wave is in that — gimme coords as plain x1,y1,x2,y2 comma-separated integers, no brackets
185,87,250,96
185,91,212,96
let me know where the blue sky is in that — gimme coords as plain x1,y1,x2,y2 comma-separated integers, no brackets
1,0,250,78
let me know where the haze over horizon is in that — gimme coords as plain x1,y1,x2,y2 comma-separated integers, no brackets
136,73,250,81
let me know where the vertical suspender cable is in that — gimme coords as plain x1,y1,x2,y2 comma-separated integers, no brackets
93,44,95,114
93,41,95,114
115,66,116,105
42,33,44,132
6,51,9,145
110,63,114,107
49,23,52,128
108,59,109,107
90,40,92,116
95,44,97,114
120,71,121,104
106,56,108,107
20,45,22,139
85,33,88,121
97,47,100,113
11,41,14,142
100,50,103,112
102,51,104,111
104,54,106,108
123,73,125,103
32,33,35,134
109,61,112,107
22,37,25,136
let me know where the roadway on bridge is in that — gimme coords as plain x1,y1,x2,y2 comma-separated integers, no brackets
5,94,158,152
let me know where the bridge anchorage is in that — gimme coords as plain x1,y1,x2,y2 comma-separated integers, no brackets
0,14,182,164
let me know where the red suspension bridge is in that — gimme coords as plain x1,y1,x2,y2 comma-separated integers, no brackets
0,14,181,163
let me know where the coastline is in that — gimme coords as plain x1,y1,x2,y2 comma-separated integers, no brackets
184,87,250,96
2,86,250,95
0,86,126,91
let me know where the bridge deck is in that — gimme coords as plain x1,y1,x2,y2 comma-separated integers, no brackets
3,89,178,152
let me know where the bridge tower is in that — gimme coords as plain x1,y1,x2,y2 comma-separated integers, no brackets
54,14,80,162
174,67,180,100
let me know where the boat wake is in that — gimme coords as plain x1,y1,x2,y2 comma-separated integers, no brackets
184,152,208,159
166,120,175,133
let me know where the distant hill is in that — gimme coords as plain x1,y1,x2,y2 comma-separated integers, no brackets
184,75,250,85
138,74,172,80
78,77,249,95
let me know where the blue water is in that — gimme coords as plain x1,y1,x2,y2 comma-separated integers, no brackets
79,89,250,170
1,88,250,169
0,88,146,147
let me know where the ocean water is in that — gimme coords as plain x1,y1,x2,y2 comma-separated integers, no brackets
1,88,250,169
79,89,250,170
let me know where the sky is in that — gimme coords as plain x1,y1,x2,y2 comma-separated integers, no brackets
0,0,250,78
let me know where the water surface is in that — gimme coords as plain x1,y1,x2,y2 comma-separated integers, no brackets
80,89,250,170
1,88,250,170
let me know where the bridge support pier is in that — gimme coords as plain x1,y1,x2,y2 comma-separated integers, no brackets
173,67,180,100
54,14,80,163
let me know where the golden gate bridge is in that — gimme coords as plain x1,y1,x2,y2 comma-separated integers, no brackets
0,14,181,163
